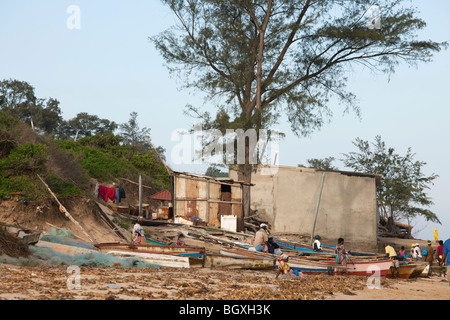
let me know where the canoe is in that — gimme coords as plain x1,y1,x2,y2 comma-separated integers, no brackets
35,240,98,256
278,259,333,274
105,250,190,268
95,242,205,257
1,223,41,245
205,253,276,270
274,238,382,257
274,238,334,254
95,242,206,267
386,262,427,279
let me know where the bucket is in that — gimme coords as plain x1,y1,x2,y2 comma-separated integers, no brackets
220,215,237,232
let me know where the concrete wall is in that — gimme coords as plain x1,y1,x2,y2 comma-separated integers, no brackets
230,166,378,243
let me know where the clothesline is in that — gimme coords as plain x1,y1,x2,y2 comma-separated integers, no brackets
94,184,126,204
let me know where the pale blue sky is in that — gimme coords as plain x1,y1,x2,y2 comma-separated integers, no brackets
1,0,449,241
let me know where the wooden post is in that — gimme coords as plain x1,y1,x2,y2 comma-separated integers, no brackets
139,174,143,216
37,174,94,243
310,173,325,245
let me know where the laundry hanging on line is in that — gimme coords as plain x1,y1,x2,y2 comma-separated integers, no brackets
94,184,125,204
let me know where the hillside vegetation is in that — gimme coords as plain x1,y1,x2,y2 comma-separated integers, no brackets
0,110,170,202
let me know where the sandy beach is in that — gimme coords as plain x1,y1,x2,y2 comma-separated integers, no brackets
0,262,448,301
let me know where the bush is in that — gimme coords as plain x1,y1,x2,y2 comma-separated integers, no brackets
0,143,48,175
46,175,83,197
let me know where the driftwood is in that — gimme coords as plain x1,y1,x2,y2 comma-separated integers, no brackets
37,174,94,243
244,213,270,233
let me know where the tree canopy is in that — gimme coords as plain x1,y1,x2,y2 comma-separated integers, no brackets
152,0,446,219
152,0,446,139
342,136,440,229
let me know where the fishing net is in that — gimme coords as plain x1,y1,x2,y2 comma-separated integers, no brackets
39,234,97,250
47,227,74,239
0,245,161,269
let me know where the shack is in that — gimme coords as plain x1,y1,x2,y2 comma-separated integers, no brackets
229,165,381,247
171,172,253,232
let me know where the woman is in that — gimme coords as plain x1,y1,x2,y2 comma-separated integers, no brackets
335,238,348,274
132,216,145,244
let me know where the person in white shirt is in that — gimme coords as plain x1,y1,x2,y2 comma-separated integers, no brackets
133,216,145,244
313,235,322,252
414,243,423,261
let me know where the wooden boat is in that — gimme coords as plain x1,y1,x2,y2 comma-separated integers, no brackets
35,240,98,256
205,253,275,270
290,255,393,277
95,242,205,256
105,250,191,268
386,262,427,279
95,242,206,267
274,237,381,257
274,238,334,253
1,223,41,245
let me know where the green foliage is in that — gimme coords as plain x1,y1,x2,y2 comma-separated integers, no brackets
56,139,171,190
0,79,62,135
0,143,48,175
46,175,83,197
299,157,339,171
57,140,137,181
0,175,42,200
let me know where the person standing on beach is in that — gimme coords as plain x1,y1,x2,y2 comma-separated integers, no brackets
335,238,349,274
132,216,145,244
424,241,436,276
384,243,399,278
442,238,450,285
437,240,444,276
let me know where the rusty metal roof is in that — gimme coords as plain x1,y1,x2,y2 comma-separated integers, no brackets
150,189,172,201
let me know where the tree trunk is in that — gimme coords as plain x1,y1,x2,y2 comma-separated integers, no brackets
237,163,252,232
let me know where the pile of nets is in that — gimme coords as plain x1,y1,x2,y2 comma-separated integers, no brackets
29,246,161,268
47,227,74,239
0,245,161,269
39,234,97,250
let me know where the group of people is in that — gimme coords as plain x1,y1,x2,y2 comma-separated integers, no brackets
385,239,450,279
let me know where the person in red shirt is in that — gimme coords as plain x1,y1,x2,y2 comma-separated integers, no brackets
437,240,444,276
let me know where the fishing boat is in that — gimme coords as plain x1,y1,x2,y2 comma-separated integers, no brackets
105,250,191,268
35,240,98,256
95,242,206,267
205,253,275,270
386,261,427,279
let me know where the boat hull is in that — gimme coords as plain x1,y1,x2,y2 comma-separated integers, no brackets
205,254,275,270
106,250,190,268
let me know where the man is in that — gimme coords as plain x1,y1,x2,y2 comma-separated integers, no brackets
414,243,423,261
132,216,145,244
385,243,399,278
253,223,269,252
267,236,281,255
313,235,322,252
424,240,436,276
442,238,450,286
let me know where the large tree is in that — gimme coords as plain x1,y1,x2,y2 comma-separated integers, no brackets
342,136,440,235
151,0,446,218
0,79,62,135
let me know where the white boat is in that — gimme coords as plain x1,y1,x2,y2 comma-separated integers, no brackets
105,250,190,268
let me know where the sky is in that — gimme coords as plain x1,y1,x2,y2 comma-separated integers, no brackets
1,0,449,242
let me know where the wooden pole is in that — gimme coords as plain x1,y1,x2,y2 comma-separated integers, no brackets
37,174,94,243
139,174,143,216
310,173,325,246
